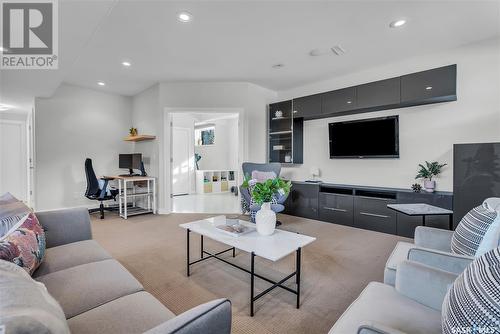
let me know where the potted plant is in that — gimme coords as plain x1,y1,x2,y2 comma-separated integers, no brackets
243,177,291,235
415,161,447,192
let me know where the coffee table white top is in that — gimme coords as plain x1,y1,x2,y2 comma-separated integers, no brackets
387,203,453,216
179,216,316,262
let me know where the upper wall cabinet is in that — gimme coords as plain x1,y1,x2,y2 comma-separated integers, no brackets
357,77,401,110
321,87,357,116
292,94,322,118
401,64,457,105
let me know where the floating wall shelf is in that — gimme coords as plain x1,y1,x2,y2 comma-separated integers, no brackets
124,135,156,142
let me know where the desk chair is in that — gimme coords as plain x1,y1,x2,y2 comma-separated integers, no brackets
84,158,119,219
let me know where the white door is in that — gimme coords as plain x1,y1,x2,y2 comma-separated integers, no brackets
0,120,28,202
172,127,191,196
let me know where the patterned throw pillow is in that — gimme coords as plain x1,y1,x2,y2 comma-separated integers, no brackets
0,192,31,237
451,205,498,257
0,213,46,275
442,247,500,334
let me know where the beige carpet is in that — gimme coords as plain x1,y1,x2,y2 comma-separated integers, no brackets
91,212,410,334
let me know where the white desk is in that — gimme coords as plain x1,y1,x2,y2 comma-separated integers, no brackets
105,176,156,219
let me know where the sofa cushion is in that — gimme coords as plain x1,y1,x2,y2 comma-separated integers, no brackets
68,291,174,334
442,247,500,334
0,213,46,275
0,192,31,237
451,204,498,257
36,259,144,318
329,282,442,334
34,240,112,277
0,259,70,334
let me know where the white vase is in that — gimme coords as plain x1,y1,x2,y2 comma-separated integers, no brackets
424,180,436,192
255,202,276,236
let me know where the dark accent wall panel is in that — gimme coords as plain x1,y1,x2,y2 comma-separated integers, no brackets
453,143,500,229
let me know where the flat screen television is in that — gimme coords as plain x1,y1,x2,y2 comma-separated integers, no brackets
329,116,399,158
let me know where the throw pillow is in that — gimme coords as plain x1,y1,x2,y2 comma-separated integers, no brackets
0,213,46,275
0,192,31,237
451,205,498,257
442,247,500,334
0,259,70,334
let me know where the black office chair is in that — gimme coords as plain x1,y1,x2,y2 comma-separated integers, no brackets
84,158,119,219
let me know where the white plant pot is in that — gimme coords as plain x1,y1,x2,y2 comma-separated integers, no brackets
424,180,436,192
255,202,276,236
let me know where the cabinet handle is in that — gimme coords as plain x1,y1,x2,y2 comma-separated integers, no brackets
360,212,389,219
323,207,347,212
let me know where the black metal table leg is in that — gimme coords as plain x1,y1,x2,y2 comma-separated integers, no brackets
296,247,301,309
187,229,191,277
422,215,426,226
250,252,255,317
449,214,453,231
201,235,204,259
232,247,236,257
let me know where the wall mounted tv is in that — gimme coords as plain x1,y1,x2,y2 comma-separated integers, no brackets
329,116,399,159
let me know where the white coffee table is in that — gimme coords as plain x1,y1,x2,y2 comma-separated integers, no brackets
179,216,316,316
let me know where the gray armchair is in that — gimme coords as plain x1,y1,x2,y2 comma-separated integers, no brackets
239,162,289,223
330,260,458,334
384,197,500,286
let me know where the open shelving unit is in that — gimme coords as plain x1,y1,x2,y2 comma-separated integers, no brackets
195,170,238,194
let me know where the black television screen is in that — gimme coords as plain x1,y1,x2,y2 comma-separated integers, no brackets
329,116,399,158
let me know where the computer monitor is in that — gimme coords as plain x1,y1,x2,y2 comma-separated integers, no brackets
119,153,142,176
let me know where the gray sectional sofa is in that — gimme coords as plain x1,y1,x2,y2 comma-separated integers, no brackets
2,208,232,334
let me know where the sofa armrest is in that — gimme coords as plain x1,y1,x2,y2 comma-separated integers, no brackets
408,247,473,275
144,299,231,334
35,208,92,248
395,260,458,311
414,226,453,252
358,321,407,334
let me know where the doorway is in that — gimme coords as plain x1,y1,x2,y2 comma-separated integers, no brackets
170,111,241,214
0,119,28,203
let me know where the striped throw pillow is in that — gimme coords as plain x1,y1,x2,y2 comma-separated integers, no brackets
442,247,500,334
451,205,498,257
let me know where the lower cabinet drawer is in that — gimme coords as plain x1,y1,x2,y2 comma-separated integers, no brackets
319,193,354,226
354,197,397,234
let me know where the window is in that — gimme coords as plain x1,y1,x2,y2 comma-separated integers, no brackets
195,125,215,146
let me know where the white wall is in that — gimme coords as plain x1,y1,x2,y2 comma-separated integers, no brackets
276,38,500,192
195,117,239,170
131,82,276,212
35,84,133,210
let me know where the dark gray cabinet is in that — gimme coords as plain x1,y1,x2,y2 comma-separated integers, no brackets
453,143,500,229
354,196,397,234
319,193,354,226
286,182,319,219
401,64,456,105
357,78,401,110
292,94,322,119
321,87,357,116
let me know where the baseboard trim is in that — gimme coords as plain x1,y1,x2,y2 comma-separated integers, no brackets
158,208,171,215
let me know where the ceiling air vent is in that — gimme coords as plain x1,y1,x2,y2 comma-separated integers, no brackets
331,45,346,56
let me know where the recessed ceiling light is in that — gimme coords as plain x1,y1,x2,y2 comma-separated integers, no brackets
97,81,106,86
177,12,192,23
426,86,433,90
121,61,132,67
0,104,12,111
390,19,407,28
272,63,284,69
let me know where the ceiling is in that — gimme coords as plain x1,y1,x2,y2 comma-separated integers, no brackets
1,0,499,114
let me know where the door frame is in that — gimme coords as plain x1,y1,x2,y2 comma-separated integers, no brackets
164,108,244,213
0,118,29,204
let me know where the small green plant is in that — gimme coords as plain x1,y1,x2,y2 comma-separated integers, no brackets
129,127,138,136
415,161,447,181
242,175,292,205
